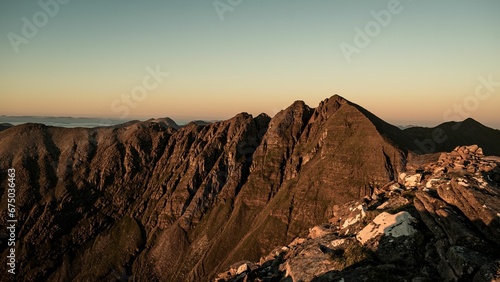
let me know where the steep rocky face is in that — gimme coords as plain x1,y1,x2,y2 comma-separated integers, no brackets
183,96,410,280
0,96,499,281
0,114,269,281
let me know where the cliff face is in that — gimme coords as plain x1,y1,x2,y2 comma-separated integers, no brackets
0,112,269,281
0,95,497,281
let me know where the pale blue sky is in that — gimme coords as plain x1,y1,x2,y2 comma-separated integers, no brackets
1,0,499,128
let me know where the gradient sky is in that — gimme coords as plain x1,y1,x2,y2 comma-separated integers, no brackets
1,0,500,128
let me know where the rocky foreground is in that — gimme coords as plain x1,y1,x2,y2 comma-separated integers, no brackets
216,145,500,282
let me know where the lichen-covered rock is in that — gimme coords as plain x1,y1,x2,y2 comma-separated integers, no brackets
437,178,500,244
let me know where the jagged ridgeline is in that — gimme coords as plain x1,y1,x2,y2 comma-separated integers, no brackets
0,95,499,281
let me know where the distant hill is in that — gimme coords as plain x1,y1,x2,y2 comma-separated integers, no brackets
404,118,500,156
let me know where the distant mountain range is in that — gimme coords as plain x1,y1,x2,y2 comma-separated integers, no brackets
0,116,218,129
0,95,499,281
0,116,129,128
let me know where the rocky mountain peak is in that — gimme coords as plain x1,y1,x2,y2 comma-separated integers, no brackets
322,94,348,106
311,94,348,120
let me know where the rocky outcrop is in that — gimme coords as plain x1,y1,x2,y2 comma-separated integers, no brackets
412,146,500,281
437,178,500,242
216,199,429,282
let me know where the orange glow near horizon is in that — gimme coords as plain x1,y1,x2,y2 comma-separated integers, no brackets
1,1,499,129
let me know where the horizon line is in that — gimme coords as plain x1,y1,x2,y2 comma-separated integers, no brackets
1,114,499,131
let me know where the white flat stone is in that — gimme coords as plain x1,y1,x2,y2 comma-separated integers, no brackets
356,211,417,245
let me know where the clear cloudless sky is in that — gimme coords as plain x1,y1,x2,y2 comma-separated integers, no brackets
1,0,500,128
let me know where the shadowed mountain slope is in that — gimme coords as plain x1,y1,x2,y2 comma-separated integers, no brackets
404,118,500,156
0,123,12,132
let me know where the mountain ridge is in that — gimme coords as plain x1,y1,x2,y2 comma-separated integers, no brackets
0,95,499,281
